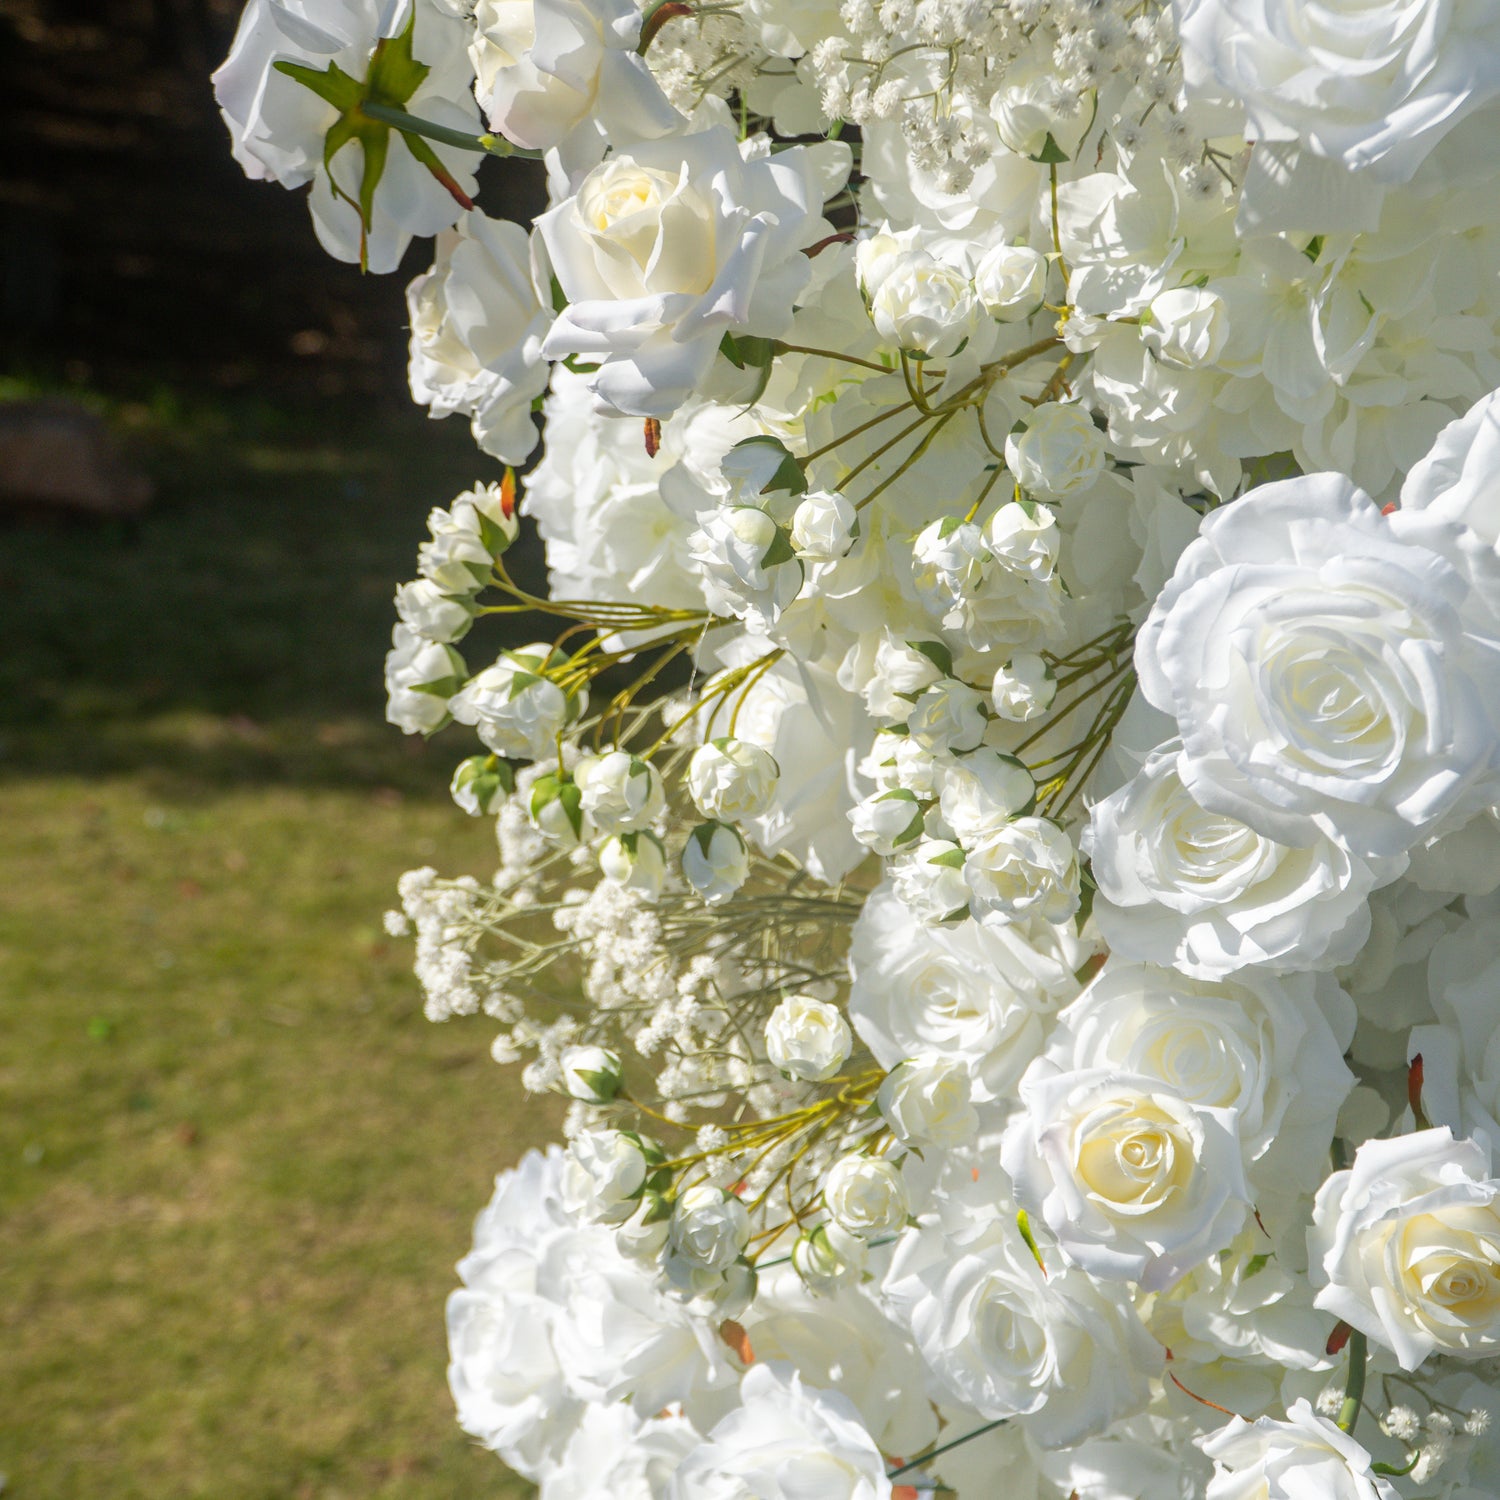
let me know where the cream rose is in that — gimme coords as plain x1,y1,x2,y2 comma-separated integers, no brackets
1200,1399,1399,1500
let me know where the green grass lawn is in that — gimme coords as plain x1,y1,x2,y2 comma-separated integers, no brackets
0,390,555,1497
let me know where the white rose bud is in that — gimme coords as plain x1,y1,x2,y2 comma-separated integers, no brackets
394,578,476,643
689,506,804,632
597,830,667,900
973,242,1048,321
867,251,978,359
937,749,1036,842
908,678,989,753
765,994,853,1082
849,787,927,855
615,1191,672,1263
529,770,586,846
1005,404,1106,500
790,489,859,562
1142,286,1229,370
418,505,493,594
862,632,942,719
790,1222,868,1293
991,57,1092,160
668,1183,750,1271
991,652,1057,722
964,815,1080,926
824,1155,908,1237
384,625,467,736
576,749,665,833
891,838,971,924
453,479,521,556
450,754,514,816
562,1128,657,1225
559,1044,624,1103
878,1054,978,1147
448,644,586,760
687,738,780,821
683,821,751,905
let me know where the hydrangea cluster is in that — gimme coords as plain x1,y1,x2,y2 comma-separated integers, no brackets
219,0,1500,1493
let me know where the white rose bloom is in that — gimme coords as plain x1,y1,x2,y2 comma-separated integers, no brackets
765,994,853,1082
1005,405,1107,500
682,821,751,905
418,501,494,594
908,679,989,754
791,489,859,562
860,631,941,720
849,886,1082,1103
559,1043,623,1102
538,127,849,416
688,506,804,633
1136,473,1500,859
990,653,1056,722
1141,287,1229,370
384,624,466,735
449,644,586,759
394,578,475,643
1175,0,1500,185
688,738,780,822
883,1216,1160,1449
990,55,1094,160
470,0,680,155
1085,740,1401,977
877,1054,978,1147
212,0,480,272
562,1128,650,1225
541,1403,699,1500
937,750,1036,843
1044,961,1355,1198
1400,385,1500,546
825,1155,908,1237
848,788,926,856
866,249,979,359
1309,1126,1500,1370
964,816,1080,928
405,211,552,465
668,1184,750,1272
598,831,667,899
890,839,972,925
575,749,665,833
1000,1063,1252,1291
1199,1400,1399,1500
669,1363,892,1500
973,242,1048,322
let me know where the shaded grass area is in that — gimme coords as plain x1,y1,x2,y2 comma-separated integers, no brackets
0,394,552,1497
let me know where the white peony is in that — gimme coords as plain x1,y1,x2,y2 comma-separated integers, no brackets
1309,1126,1500,1370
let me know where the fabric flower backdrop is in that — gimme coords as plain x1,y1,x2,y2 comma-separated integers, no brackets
215,0,1500,1493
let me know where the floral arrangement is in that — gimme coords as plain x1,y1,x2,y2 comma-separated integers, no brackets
214,0,1500,1494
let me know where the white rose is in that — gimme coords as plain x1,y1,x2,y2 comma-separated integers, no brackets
669,1363,892,1500
1141,286,1229,370
890,839,972,925
790,1222,869,1293
562,1129,652,1225
1200,1400,1400,1500
668,1184,749,1272
883,1216,1160,1449
530,770,586,846
419,501,494,594
990,653,1056,722
825,1156,908,1238
1136,472,1500,859
973,242,1048,321
406,211,552,464
384,624,466,735
936,750,1036,843
964,816,1080,927
450,754,512,816
791,489,859,562
1005,405,1106,500
688,506,804,633
1309,1126,1500,1370
849,788,927,856
682,821,751,905
449,644,586,759
559,1044,623,1102
395,578,476,643
575,749,665,833
908,679,989,753
1085,739,1401,977
860,631,942,720
1000,1063,1251,1291
597,831,667,899
538,128,849,416
990,56,1094,160
1400,385,1500,546
866,251,978,359
877,1054,978,1147
687,738,780,824
212,0,480,272
543,1404,699,1500
765,994,853,1082
1176,0,1500,185
470,0,679,154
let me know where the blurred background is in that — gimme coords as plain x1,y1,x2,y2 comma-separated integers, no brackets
1,1,557,1493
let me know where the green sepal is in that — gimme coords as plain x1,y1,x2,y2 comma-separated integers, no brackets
928,845,966,870
1030,132,1071,165
728,434,808,496
905,639,955,677
759,522,800,569
1017,1209,1046,1273
572,1066,621,1101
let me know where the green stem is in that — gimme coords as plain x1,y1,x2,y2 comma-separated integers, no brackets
1338,1330,1368,1436
887,1417,1010,1479
357,101,543,159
